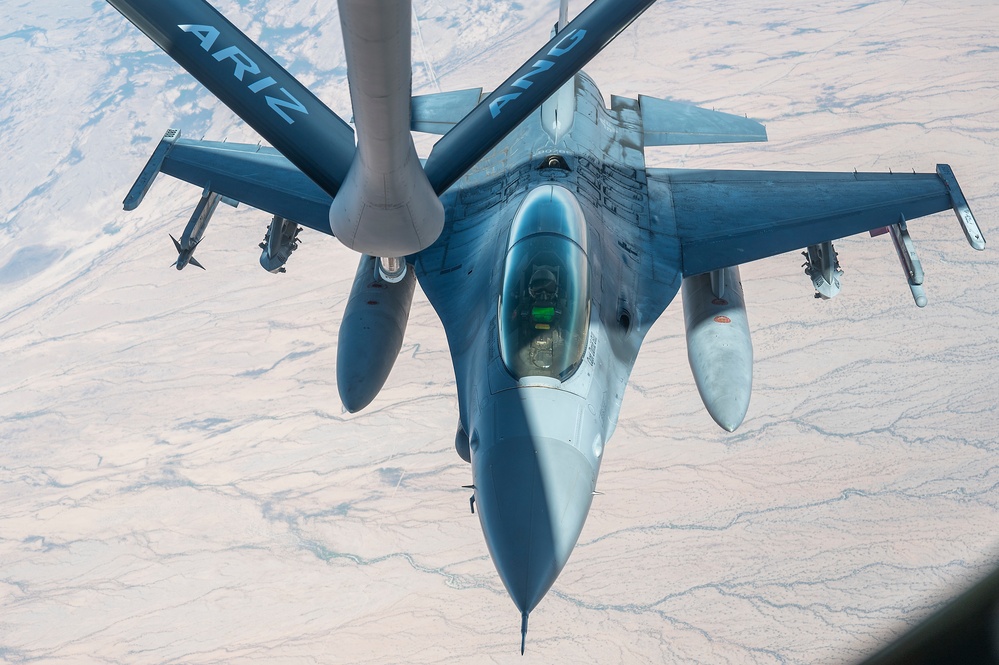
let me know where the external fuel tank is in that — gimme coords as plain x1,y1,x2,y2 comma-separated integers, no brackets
681,265,753,432
336,254,416,413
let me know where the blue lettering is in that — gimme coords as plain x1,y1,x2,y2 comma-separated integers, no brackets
212,46,261,81
548,28,585,57
266,88,308,124
489,93,521,119
512,60,555,90
179,24,220,51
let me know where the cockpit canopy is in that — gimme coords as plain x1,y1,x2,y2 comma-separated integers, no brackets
499,185,590,381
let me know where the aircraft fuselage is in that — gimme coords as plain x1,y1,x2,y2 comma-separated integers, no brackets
413,71,683,615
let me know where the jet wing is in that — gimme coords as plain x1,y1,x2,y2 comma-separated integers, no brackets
124,129,335,235
647,166,984,276
639,96,768,146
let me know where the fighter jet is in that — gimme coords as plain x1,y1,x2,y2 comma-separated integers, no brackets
105,0,985,651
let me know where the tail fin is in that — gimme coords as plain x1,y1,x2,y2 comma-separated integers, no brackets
423,0,656,195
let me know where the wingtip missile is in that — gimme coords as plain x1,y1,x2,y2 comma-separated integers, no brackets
936,164,986,250
123,128,180,211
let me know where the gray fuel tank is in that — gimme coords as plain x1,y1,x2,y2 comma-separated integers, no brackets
682,265,753,432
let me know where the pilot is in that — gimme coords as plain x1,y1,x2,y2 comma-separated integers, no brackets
528,267,557,299
528,267,558,330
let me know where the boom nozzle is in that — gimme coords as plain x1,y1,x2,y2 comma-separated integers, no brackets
520,612,529,655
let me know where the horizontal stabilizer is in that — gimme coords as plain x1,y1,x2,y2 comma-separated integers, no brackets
639,95,767,147
411,88,483,134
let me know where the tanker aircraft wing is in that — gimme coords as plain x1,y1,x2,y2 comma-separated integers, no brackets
105,0,985,653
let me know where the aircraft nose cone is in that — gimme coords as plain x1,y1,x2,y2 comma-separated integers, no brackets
474,436,595,613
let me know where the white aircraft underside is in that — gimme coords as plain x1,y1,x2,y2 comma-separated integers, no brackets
105,0,985,652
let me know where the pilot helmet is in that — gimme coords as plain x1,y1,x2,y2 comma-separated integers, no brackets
528,267,557,297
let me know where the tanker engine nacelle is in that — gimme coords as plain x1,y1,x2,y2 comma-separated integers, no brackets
681,265,753,432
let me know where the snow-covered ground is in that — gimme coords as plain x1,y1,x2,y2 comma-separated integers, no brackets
2,1,997,663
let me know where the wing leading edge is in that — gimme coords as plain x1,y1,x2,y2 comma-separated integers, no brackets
123,129,334,235
648,165,984,277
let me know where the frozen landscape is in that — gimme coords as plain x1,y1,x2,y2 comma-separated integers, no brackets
2,0,998,662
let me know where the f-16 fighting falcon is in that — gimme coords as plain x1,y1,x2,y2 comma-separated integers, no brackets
105,0,985,652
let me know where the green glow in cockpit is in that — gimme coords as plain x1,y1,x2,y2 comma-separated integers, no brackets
498,185,590,381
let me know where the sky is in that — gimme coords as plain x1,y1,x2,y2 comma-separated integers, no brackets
1,1,998,663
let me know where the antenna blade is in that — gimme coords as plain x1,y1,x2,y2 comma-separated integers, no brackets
423,0,656,195
105,0,355,199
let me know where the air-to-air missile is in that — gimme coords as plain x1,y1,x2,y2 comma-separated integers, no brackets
168,186,237,270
